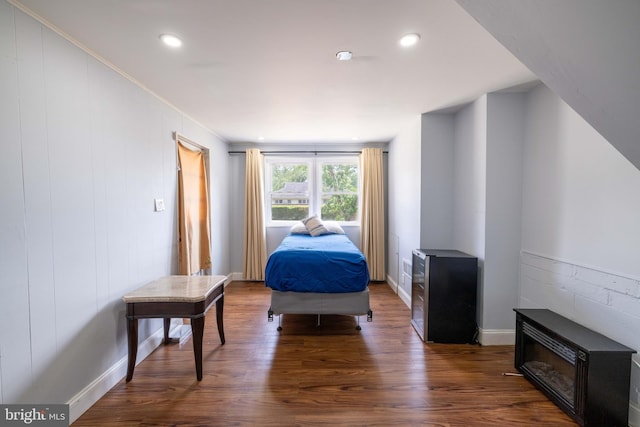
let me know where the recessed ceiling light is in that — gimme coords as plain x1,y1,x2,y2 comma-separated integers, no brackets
160,34,182,48
258,136,265,141
399,33,420,47
336,51,352,61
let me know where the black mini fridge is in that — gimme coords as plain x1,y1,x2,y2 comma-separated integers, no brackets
411,249,478,343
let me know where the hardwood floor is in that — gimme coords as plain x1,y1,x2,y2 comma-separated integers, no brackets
74,281,576,426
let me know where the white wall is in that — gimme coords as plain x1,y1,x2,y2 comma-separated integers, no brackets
522,85,640,277
0,1,230,416
387,116,422,298
451,97,489,334
483,93,525,332
452,98,487,261
228,153,246,274
520,84,640,423
420,114,454,248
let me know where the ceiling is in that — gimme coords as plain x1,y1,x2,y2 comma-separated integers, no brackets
12,0,537,144
457,0,640,172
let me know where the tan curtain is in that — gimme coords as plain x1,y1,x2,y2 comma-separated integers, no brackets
177,141,212,275
243,149,267,280
360,147,386,281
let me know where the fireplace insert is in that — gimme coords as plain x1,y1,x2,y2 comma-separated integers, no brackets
514,309,636,426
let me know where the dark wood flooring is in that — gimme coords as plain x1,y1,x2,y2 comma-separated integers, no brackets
73,281,576,426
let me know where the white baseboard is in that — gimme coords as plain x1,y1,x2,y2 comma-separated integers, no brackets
397,285,410,308
385,274,399,294
67,320,182,424
173,324,193,345
478,328,515,346
230,272,269,282
385,274,409,308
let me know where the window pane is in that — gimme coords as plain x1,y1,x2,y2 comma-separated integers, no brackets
321,163,358,192
320,161,358,221
270,163,309,220
321,194,358,221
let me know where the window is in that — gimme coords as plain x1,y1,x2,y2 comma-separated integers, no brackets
319,160,358,221
266,160,311,221
265,156,359,224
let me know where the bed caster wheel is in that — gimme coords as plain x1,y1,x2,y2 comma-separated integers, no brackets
277,326,282,331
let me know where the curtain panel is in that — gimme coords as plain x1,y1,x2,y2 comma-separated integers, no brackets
177,141,212,275
243,149,268,280
360,147,386,281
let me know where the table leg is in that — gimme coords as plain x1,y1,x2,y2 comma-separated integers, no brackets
216,295,225,344
163,318,171,344
191,316,205,381
125,317,138,382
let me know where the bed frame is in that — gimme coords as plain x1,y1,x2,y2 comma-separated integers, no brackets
264,232,373,331
267,288,373,331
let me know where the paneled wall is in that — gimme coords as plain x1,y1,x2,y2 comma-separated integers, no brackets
0,1,229,414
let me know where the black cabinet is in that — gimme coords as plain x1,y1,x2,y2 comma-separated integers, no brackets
411,249,478,343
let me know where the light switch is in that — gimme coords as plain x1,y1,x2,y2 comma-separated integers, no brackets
154,198,165,212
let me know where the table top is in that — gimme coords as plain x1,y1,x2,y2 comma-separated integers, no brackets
123,275,226,303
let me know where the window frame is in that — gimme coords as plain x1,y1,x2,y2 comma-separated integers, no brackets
264,155,360,226
315,156,360,224
264,157,313,225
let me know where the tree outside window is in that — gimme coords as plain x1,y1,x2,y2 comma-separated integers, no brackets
265,157,359,223
269,162,310,221
320,162,358,221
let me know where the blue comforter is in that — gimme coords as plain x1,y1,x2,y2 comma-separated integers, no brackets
265,234,370,293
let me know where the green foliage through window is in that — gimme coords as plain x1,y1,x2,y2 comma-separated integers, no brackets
271,206,308,221
322,164,357,192
321,194,358,221
271,164,308,191
266,157,359,222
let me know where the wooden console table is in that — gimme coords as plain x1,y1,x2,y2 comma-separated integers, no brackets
123,275,226,381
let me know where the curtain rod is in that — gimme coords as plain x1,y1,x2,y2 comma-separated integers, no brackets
227,150,388,155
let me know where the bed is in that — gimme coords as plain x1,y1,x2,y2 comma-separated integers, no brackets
265,222,372,330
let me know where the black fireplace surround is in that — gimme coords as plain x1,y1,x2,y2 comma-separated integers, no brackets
514,309,636,427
